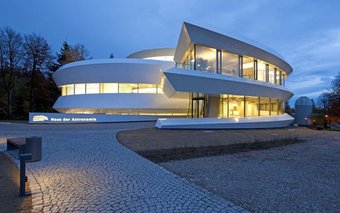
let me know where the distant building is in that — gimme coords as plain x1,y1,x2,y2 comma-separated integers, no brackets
295,97,313,125
51,22,294,128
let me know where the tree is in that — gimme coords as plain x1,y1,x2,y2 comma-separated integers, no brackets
23,33,53,112
285,102,293,115
51,41,89,71
0,26,23,118
318,72,340,125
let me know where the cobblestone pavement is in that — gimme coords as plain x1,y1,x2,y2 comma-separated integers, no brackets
0,123,246,212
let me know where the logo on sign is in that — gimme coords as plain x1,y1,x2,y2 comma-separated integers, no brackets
33,115,49,122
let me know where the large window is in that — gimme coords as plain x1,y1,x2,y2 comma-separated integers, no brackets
182,46,195,70
260,97,270,116
228,95,244,117
271,99,278,115
196,45,216,73
219,95,284,118
278,99,284,114
219,94,228,117
245,96,259,117
61,83,162,95
276,70,282,85
74,84,85,95
222,51,239,76
119,84,138,93
66,84,74,95
86,83,99,94
268,66,275,84
139,84,158,93
101,83,118,93
257,60,266,81
242,56,254,79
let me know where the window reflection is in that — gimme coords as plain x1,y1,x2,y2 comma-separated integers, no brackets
196,45,216,73
222,51,239,76
276,70,282,85
242,56,254,79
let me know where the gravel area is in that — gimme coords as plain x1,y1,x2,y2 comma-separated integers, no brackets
161,129,340,212
118,127,304,152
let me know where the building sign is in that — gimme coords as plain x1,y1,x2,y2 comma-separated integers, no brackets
29,113,158,124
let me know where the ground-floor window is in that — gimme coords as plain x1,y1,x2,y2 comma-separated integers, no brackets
219,94,284,118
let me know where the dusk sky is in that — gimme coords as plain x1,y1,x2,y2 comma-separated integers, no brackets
1,0,340,104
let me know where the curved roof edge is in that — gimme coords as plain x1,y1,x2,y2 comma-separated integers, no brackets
127,48,175,59
174,22,293,74
57,58,174,71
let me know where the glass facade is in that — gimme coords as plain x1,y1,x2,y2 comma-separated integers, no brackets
257,60,266,81
268,66,275,84
276,69,282,85
179,44,288,86
101,83,118,93
196,45,216,73
245,96,259,117
221,51,239,76
219,94,284,118
242,56,255,79
61,83,162,96
260,97,271,116
66,84,74,95
271,98,278,115
74,84,85,95
86,83,100,94
228,95,245,117
119,84,138,93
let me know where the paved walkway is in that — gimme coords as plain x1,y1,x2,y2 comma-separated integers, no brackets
0,123,246,212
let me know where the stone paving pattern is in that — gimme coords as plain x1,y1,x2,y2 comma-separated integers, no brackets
0,123,247,212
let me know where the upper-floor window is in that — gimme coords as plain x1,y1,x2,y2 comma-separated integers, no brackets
222,51,239,76
242,56,254,79
180,44,287,86
196,45,216,73
268,66,275,84
257,60,266,82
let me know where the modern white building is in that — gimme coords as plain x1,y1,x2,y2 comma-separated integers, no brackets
51,22,294,128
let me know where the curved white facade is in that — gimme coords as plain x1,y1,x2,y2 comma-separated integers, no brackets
52,22,294,128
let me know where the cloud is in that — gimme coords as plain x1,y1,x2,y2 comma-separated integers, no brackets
283,28,340,100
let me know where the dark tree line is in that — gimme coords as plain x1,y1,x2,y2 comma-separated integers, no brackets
318,72,340,125
0,26,88,119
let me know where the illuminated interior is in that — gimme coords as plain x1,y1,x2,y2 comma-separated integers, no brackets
180,44,287,86
219,94,284,118
144,56,174,61
61,83,162,96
